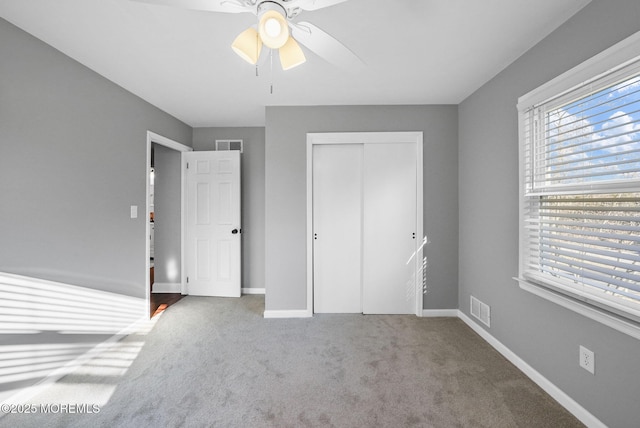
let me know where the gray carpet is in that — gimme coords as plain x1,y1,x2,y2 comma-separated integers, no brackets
0,295,583,427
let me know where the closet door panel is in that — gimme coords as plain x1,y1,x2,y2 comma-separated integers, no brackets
362,143,417,314
313,144,363,313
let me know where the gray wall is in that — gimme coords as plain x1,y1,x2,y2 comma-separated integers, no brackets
264,105,458,312
0,18,192,299
192,127,266,291
152,144,182,286
458,0,640,426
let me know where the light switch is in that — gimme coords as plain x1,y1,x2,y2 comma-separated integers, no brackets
130,205,138,219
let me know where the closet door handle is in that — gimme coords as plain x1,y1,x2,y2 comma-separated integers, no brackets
232,228,239,234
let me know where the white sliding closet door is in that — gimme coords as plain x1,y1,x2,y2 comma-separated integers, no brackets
362,143,417,314
313,144,363,313
311,138,418,315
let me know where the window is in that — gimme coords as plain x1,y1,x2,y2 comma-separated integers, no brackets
518,31,640,325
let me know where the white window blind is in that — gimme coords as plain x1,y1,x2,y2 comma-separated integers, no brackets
519,46,640,321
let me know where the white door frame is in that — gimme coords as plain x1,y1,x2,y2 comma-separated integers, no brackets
145,131,193,318
306,132,424,317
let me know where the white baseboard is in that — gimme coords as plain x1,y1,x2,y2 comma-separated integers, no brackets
242,287,265,295
422,309,459,317
458,311,605,428
263,309,312,319
152,282,181,293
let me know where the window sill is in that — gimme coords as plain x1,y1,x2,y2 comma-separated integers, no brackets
514,277,640,341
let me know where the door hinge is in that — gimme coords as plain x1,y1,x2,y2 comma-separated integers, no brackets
186,276,189,284
186,162,189,169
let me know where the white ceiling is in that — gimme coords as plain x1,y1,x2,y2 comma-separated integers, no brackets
0,0,591,127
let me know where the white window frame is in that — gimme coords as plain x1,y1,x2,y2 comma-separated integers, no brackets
516,30,640,340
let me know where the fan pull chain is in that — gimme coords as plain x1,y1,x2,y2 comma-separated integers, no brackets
270,49,274,95
255,30,260,77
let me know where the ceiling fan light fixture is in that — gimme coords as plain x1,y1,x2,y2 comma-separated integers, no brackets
264,17,282,38
258,7,289,49
279,36,306,70
231,27,262,64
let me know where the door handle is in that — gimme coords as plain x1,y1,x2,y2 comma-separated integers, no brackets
232,228,240,234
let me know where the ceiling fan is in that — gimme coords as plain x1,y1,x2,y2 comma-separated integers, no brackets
131,0,363,71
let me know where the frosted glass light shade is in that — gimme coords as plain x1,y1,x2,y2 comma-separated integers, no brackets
279,37,306,70
231,27,262,64
258,10,289,49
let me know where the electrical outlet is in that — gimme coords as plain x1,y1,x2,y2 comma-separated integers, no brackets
579,345,595,375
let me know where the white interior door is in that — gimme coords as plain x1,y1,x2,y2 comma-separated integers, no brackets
313,144,363,313
362,143,417,314
184,151,241,297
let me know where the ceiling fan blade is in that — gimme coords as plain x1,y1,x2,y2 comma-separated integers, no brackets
292,0,350,12
291,21,364,71
130,0,250,14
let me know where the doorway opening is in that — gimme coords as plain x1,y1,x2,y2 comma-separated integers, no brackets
145,131,192,318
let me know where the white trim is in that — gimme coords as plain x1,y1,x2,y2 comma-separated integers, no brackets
306,138,314,316
151,282,181,293
516,278,640,341
518,30,640,110
148,131,192,153
180,156,188,295
422,309,458,317
306,132,424,317
242,287,265,295
415,134,424,316
458,311,606,428
263,309,312,319
145,131,192,317
307,132,423,145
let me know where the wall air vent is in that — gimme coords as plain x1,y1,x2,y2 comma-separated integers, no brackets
470,295,491,327
215,139,243,152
